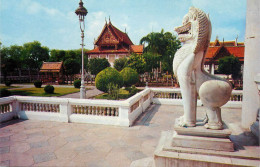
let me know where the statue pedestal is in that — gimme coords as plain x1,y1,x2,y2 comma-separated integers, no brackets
172,122,234,152
154,122,260,167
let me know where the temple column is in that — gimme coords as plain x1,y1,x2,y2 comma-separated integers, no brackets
211,63,215,75
242,0,260,129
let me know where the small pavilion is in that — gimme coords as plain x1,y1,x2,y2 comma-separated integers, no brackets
39,62,64,84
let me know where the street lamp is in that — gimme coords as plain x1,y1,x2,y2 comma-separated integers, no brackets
75,0,88,99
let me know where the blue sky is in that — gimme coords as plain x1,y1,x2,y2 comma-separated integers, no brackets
0,0,246,50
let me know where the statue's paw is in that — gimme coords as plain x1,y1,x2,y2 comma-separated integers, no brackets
203,114,208,124
204,122,223,130
177,117,196,127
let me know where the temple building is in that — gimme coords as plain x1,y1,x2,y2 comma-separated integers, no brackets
204,37,244,75
87,19,143,67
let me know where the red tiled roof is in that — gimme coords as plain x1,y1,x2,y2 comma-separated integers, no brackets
87,47,129,54
94,21,133,46
130,45,143,54
205,47,220,59
40,62,63,73
110,24,133,45
205,46,244,61
226,46,245,61
209,39,244,47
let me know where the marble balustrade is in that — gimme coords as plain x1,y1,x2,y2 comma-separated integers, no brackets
0,88,241,125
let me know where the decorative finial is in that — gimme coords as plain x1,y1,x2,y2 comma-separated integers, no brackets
105,17,107,24
125,28,126,33
109,16,111,23
216,35,219,40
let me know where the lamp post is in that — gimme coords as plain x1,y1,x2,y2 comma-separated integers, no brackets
75,0,88,99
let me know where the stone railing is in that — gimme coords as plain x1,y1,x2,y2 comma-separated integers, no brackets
0,87,241,125
0,88,152,126
0,96,16,123
150,88,242,108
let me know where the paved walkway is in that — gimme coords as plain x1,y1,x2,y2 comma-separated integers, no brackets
59,86,103,99
1,105,255,167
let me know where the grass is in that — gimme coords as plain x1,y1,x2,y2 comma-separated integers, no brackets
0,86,21,89
9,87,82,97
95,88,140,100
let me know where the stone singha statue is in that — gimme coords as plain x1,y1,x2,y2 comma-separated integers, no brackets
173,7,232,130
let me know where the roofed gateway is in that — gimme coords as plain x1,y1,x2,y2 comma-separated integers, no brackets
87,19,143,67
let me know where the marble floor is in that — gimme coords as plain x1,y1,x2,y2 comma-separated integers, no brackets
0,105,250,167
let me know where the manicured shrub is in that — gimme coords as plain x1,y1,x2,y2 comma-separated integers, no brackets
5,81,12,87
44,85,54,94
120,67,139,87
129,85,139,95
0,88,11,97
95,67,123,93
74,80,81,88
34,80,42,88
107,83,119,100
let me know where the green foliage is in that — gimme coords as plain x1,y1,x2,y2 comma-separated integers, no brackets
5,81,12,87
129,85,139,96
218,55,241,79
140,29,181,74
0,88,11,97
126,54,146,74
95,67,123,93
74,80,81,88
22,41,49,70
120,67,139,87
107,83,120,100
34,80,42,88
143,52,160,72
0,46,18,81
88,58,110,75
114,57,127,71
44,85,54,94
64,58,81,76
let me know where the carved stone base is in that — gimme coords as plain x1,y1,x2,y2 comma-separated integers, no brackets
154,131,260,167
172,132,234,152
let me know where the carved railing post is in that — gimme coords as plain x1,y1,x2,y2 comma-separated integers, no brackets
59,99,70,122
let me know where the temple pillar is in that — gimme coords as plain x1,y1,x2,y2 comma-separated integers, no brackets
242,0,260,129
211,63,215,75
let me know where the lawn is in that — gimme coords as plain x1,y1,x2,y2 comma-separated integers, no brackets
9,87,81,97
0,86,21,89
94,88,141,100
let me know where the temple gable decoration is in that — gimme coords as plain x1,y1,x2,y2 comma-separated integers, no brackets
87,19,143,67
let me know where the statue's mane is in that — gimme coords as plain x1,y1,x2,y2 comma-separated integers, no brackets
190,7,211,53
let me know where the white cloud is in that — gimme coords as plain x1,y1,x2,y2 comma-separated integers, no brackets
21,0,63,17
85,11,107,46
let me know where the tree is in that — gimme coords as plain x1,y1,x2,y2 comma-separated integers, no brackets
88,58,110,76
120,67,139,87
22,41,49,70
140,30,181,74
218,55,241,79
143,52,160,73
126,54,146,74
0,46,18,82
114,57,127,71
64,58,81,83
